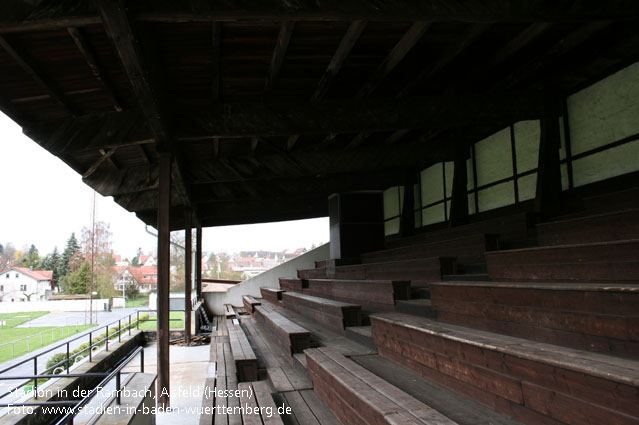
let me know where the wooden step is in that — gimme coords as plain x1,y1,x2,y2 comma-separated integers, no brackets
254,304,311,355
237,381,285,424
227,319,258,382
315,258,360,269
385,212,532,250
297,267,327,279
537,209,639,246
260,287,284,304
364,233,500,264
306,347,459,425
486,239,639,283
371,312,639,425
304,278,410,311
243,295,261,315
344,326,376,350
225,304,236,319
395,299,436,318
281,292,361,334
279,277,305,292
430,281,639,357
327,257,456,285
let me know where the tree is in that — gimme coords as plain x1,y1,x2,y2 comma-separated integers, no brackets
40,247,61,286
60,261,91,294
125,281,140,299
131,247,143,266
20,244,40,268
58,233,81,280
170,232,186,291
80,221,116,299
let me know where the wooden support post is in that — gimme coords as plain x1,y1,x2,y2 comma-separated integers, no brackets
399,171,416,237
449,142,470,226
184,208,192,346
535,97,562,218
156,152,171,409
196,225,203,300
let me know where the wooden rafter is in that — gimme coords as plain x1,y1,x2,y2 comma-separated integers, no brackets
398,23,490,97
357,21,430,98
312,20,367,102
211,21,221,102
83,148,118,178
265,21,295,92
67,26,123,112
0,35,79,116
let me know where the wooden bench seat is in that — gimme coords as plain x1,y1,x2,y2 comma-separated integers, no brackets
430,281,639,357
299,257,456,285
371,312,639,425
486,239,639,283
237,381,285,425
225,304,236,319
243,295,261,315
306,347,459,425
304,278,410,311
254,304,311,355
260,287,284,304
537,209,639,245
227,319,258,382
363,233,499,264
281,292,361,334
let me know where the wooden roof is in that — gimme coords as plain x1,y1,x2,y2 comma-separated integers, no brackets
2,1,639,229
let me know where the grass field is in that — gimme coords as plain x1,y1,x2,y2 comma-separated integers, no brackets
0,311,49,328
0,312,95,363
137,311,185,330
125,296,149,308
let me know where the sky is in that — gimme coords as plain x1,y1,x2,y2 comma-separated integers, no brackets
0,113,329,260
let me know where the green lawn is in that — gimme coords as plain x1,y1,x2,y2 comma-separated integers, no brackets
0,312,95,363
137,311,185,330
125,296,149,308
0,311,48,328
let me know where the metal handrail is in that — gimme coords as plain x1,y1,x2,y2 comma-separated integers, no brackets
0,309,185,402
0,346,144,425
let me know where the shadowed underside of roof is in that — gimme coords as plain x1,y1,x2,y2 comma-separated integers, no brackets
2,0,639,229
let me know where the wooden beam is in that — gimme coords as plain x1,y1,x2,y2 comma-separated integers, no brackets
286,135,300,152
28,92,548,153
384,129,411,145
250,137,259,154
67,26,123,112
449,141,470,226
196,225,202,300
535,96,563,218
138,144,151,164
82,148,118,178
485,23,552,70
398,24,489,97
95,0,168,146
211,22,221,102
344,131,373,150
156,152,171,409
1,2,637,35
0,35,79,116
213,138,220,158
312,20,366,102
184,208,192,346
357,21,430,98
264,21,295,93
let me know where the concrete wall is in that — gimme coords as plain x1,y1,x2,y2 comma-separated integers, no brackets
203,243,330,315
0,299,110,313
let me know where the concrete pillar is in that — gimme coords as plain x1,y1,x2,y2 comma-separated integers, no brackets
329,192,384,259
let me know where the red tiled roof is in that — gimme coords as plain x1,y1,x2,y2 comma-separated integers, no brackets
1,267,54,282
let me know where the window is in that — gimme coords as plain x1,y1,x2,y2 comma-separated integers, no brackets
15,273,19,278
20,285,27,291
5,274,8,279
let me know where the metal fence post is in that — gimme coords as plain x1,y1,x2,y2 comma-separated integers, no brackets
118,320,121,342
105,325,109,351
89,332,92,362
67,343,70,374
115,371,121,405
33,358,38,399
140,349,144,373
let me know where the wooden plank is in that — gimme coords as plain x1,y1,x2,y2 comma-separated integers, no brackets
184,208,192,345
298,390,341,425
211,22,221,102
238,383,262,425
283,391,321,425
252,381,285,425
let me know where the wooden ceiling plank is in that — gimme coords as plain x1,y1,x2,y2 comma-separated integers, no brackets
264,21,295,92
67,26,123,112
0,35,79,116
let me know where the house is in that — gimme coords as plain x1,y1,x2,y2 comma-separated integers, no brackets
0,267,55,302
113,265,158,294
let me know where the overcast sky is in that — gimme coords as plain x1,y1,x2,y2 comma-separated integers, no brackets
0,113,328,260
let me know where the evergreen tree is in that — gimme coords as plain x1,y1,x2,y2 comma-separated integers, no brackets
59,233,81,280
61,261,90,294
0,244,4,255
132,247,143,266
41,247,61,285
